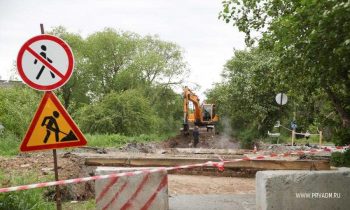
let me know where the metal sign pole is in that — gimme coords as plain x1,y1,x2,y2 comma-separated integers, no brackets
275,93,288,144
52,148,62,210
278,94,283,144
40,23,62,210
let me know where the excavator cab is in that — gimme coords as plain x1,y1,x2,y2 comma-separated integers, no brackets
202,104,214,122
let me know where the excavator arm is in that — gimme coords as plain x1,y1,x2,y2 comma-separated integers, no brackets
183,86,202,125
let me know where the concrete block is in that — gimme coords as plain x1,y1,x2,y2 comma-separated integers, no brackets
256,168,350,210
95,167,169,210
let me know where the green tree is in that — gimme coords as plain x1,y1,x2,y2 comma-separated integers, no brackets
134,35,188,86
9,27,188,137
207,49,281,146
83,29,139,98
49,26,90,111
83,29,188,99
220,0,350,144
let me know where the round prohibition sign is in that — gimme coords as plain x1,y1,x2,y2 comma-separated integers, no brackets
17,35,74,91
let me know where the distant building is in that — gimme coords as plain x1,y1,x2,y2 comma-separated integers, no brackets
0,80,24,88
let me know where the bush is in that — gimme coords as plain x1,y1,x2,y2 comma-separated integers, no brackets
76,89,159,135
237,128,259,149
0,87,40,138
331,152,345,167
330,150,350,167
344,149,350,167
333,128,350,146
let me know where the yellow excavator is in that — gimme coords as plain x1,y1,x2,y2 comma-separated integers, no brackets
182,86,219,135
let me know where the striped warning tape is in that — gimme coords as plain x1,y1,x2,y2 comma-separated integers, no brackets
320,145,349,152
0,161,221,193
0,146,347,193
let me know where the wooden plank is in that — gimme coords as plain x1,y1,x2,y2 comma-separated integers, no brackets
225,160,330,170
85,157,330,170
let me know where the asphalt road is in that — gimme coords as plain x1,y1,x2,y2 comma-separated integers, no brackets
169,194,255,210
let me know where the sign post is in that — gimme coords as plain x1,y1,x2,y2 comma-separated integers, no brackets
17,24,86,210
275,93,288,144
42,23,61,210
319,130,323,147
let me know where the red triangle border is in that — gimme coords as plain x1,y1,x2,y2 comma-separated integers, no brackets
20,91,87,152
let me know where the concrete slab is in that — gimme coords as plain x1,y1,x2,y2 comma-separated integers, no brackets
256,167,350,210
95,167,168,210
169,194,255,210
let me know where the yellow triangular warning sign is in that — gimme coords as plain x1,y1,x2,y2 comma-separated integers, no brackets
20,91,87,152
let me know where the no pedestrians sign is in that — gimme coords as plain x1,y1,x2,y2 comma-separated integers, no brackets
17,34,74,91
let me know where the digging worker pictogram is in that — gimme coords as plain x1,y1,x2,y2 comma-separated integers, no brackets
34,45,55,80
41,111,60,143
41,110,78,143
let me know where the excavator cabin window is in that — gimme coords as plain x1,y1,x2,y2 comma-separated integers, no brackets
202,105,212,122
189,102,195,114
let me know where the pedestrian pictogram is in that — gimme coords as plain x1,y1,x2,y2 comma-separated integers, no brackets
20,91,87,152
17,34,74,91
34,44,55,80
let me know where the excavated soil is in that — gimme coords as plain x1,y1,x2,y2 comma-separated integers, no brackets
0,133,244,201
147,131,239,150
0,133,325,201
0,150,255,201
0,152,96,201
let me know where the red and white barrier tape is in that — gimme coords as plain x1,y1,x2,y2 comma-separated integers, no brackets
0,146,347,193
320,145,349,152
0,161,223,193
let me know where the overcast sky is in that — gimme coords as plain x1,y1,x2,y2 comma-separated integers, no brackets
0,0,245,97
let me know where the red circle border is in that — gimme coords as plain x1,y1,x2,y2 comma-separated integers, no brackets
17,34,74,91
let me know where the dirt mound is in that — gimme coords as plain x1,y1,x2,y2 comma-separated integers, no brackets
117,131,239,152
160,132,239,149
0,152,95,201
119,142,159,153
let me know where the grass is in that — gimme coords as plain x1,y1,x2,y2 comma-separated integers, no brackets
62,200,95,210
0,171,55,210
0,131,177,156
0,132,22,156
0,132,176,209
0,169,97,210
265,131,329,145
